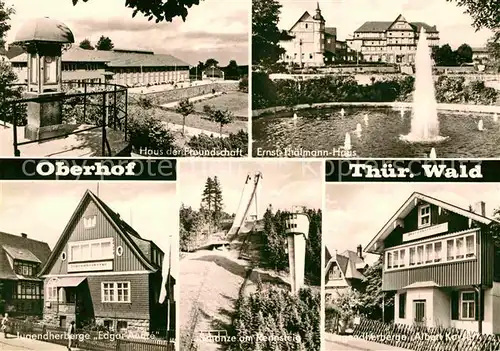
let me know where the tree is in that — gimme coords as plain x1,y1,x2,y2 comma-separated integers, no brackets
179,204,207,251
212,176,224,226
175,98,195,135
79,38,94,50
225,60,240,79
203,105,234,136
432,44,456,66
201,177,215,215
96,36,114,51
447,0,499,31
252,0,285,70
359,257,394,322
305,209,322,286
204,58,218,68
0,0,14,49
486,35,500,72
455,43,473,64
71,0,202,23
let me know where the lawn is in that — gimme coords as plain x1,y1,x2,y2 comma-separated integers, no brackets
193,92,249,119
128,103,247,135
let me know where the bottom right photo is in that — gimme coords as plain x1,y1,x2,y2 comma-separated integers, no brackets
324,183,500,351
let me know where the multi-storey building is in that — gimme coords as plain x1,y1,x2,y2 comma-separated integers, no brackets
39,190,173,336
365,192,500,334
9,47,190,87
348,14,439,64
324,245,367,303
0,232,51,317
279,3,352,66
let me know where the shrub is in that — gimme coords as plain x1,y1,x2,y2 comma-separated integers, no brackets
128,111,177,155
187,130,248,156
230,286,320,351
138,95,154,109
239,74,248,92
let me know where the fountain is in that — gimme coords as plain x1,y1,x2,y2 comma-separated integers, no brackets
400,109,405,118
293,113,298,120
400,27,448,143
478,119,484,131
340,108,345,117
429,148,437,159
364,113,369,125
356,123,362,133
493,113,498,123
344,132,352,150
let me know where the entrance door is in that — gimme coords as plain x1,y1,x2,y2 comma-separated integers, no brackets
59,315,66,328
413,300,426,325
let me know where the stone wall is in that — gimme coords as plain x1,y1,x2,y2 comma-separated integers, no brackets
94,316,150,337
129,82,240,105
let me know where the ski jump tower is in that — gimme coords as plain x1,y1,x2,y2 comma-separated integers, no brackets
284,208,310,294
228,172,262,235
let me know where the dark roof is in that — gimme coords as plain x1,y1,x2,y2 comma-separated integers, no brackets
325,27,337,37
40,190,162,276
0,231,51,280
325,246,366,281
10,47,190,67
355,20,438,33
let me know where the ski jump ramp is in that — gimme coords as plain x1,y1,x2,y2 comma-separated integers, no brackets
228,172,262,236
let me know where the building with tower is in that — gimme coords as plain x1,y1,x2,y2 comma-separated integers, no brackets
347,14,439,64
280,3,357,67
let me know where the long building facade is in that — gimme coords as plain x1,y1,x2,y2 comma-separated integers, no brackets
348,14,439,64
366,192,500,334
10,47,190,87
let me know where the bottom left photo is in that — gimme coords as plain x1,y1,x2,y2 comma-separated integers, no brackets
0,181,178,351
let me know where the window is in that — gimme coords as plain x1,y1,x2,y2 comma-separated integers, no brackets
418,205,431,228
465,235,475,257
329,265,342,280
46,285,58,301
413,300,426,324
434,242,442,262
104,320,113,331
117,321,128,332
461,292,475,320
83,215,97,229
399,292,406,319
409,247,416,266
69,238,114,262
447,239,454,260
101,282,131,303
400,250,406,268
14,281,42,300
387,252,393,269
425,243,433,263
14,261,38,277
416,245,424,264
456,237,465,259
393,251,399,268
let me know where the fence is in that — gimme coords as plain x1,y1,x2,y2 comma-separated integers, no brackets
8,318,174,351
1,81,128,156
352,318,500,351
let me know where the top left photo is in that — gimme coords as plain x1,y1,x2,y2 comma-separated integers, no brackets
0,0,249,158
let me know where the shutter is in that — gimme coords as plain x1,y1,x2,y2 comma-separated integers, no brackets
451,291,459,320
475,289,484,321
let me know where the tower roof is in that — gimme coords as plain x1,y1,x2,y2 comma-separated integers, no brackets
313,2,325,21
14,17,74,44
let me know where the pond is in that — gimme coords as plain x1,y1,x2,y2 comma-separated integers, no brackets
252,106,500,158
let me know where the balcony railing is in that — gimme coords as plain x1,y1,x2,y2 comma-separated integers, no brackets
1,81,128,156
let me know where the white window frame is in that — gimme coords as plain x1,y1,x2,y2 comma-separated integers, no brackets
418,205,431,228
101,281,131,303
385,230,477,272
83,215,97,229
460,291,475,320
68,238,114,263
46,278,59,301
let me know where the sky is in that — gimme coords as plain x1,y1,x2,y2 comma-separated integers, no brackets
5,0,249,66
179,160,322,215
324,183,500,265
0,181,178,255
278,0,493,49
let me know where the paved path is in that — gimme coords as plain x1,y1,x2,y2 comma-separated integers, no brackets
162,121,228,138
160,92,223,108
324,333,413,351
0,333,83,350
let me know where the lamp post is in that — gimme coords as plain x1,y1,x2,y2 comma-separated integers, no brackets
284,207,310,294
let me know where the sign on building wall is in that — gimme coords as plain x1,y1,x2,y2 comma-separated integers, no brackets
67,260,113,272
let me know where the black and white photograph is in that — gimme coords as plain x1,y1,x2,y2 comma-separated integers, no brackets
252,0,500,158
324,182,500,350
0,0,248,158
0,182,178,350
178,160,321,351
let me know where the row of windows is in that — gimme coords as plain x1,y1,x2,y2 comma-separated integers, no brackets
355,31,439,39
14,282,42,300
69,238,114,262
386,232,476,270
46,281,132,304
63,63,102,71
14,261,39,277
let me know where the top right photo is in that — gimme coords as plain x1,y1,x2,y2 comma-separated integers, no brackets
252,0,500,158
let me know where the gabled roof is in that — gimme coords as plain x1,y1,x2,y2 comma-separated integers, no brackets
365,192,496,254
39,190,162,276
0,231,51,280
325,246,366,281
9,47,190,67
289,11,312,31
354,15,438,33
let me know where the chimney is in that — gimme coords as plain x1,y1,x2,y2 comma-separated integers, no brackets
21,233,27,238
357,245,363,259
473,201,486,216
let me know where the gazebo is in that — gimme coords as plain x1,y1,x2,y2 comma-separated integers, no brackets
12,17,74,140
